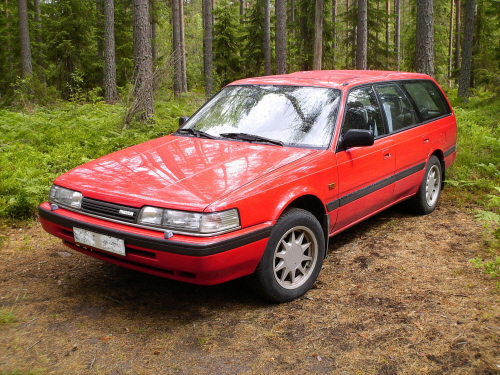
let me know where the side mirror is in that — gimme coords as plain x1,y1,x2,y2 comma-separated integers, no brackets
342,129,374,149
179,116,189,127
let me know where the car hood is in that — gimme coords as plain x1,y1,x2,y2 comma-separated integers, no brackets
55,135,316,211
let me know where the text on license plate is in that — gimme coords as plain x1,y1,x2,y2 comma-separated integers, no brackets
73,227,126,256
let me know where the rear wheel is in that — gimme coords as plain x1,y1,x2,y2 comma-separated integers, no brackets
248,208,325,303
410,155,442,215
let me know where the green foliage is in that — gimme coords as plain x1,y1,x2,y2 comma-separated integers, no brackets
470,256,500,287
339,1,391,70
0,0,134,104
0,96,203,219
289,0,315,71
473,0,500,92
241,0,267,77
448,94,500,188
450,94,500,285
475,210,500,224
213,1,244,87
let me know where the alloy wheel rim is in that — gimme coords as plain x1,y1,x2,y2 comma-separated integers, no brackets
273,226,318,289
425,165,441,207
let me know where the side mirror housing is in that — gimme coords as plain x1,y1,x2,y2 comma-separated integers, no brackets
342,129,374,149
179,116,189,127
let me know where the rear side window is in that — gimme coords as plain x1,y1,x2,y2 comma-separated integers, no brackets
402,81,451,121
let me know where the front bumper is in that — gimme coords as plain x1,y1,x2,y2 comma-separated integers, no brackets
38,203,271,285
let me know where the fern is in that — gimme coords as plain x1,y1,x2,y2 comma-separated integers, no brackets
0,98,203,219
475,210,500,223
470,256,500,280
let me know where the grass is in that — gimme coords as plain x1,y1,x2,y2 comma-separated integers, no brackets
0,308,17,325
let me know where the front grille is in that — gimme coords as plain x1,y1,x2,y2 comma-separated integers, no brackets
81,197,140,223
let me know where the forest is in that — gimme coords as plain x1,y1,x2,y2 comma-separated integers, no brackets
1,0,499,108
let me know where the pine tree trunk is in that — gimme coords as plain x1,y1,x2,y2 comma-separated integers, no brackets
457,0,476,101
104,0,119,103
263,0,271,75
34,0,43,67
415,0,434,76
172,0,183,97
202,0,213,98
346,0,351,67
356,0,367,70
275,0,287,74
386,0,390,68
5,0,13,73
240,0,245,16
180,0,187,92
312,0,323,70
96,0,104,60
131,0,154,122
17,0,32,78
448,0,454,81
394,0,400,70
151,0,157,62
454,0,461,71
332,0,336,66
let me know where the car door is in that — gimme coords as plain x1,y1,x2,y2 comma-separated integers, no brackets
375,83,431,201
333,86,396,233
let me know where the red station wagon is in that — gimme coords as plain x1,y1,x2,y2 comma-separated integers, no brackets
39,70,457,303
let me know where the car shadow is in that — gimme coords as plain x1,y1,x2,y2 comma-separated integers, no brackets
60,201,418,319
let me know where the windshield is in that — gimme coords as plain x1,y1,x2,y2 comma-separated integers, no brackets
182,85,341,148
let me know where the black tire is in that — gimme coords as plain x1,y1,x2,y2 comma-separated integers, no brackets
409,155,442,215
247,208,325,303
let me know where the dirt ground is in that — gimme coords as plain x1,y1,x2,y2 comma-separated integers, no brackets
1,193,499,375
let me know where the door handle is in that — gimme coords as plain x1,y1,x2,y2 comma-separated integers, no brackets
423,134,430,144
382,149,392,159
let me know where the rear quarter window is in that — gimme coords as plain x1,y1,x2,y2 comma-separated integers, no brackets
402,81,451,121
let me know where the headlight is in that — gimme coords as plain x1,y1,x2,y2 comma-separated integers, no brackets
138,206,240,235
49,185,83,209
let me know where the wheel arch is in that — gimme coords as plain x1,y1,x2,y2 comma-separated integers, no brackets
282,194,329,257
430,149,446,189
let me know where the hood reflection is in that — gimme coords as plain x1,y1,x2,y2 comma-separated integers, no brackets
56,136,315,211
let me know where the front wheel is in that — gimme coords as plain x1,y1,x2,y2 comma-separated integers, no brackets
410,155,442,215
247,208,325,303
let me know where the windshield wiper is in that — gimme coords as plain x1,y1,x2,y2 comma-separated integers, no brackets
175,128,217,139
220,133,284,146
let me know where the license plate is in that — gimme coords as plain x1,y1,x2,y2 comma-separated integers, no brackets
73,227,126,256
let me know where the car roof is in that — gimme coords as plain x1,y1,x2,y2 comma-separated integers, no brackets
229,70,432,90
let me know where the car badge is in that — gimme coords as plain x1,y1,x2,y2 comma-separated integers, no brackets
118,209,134,217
